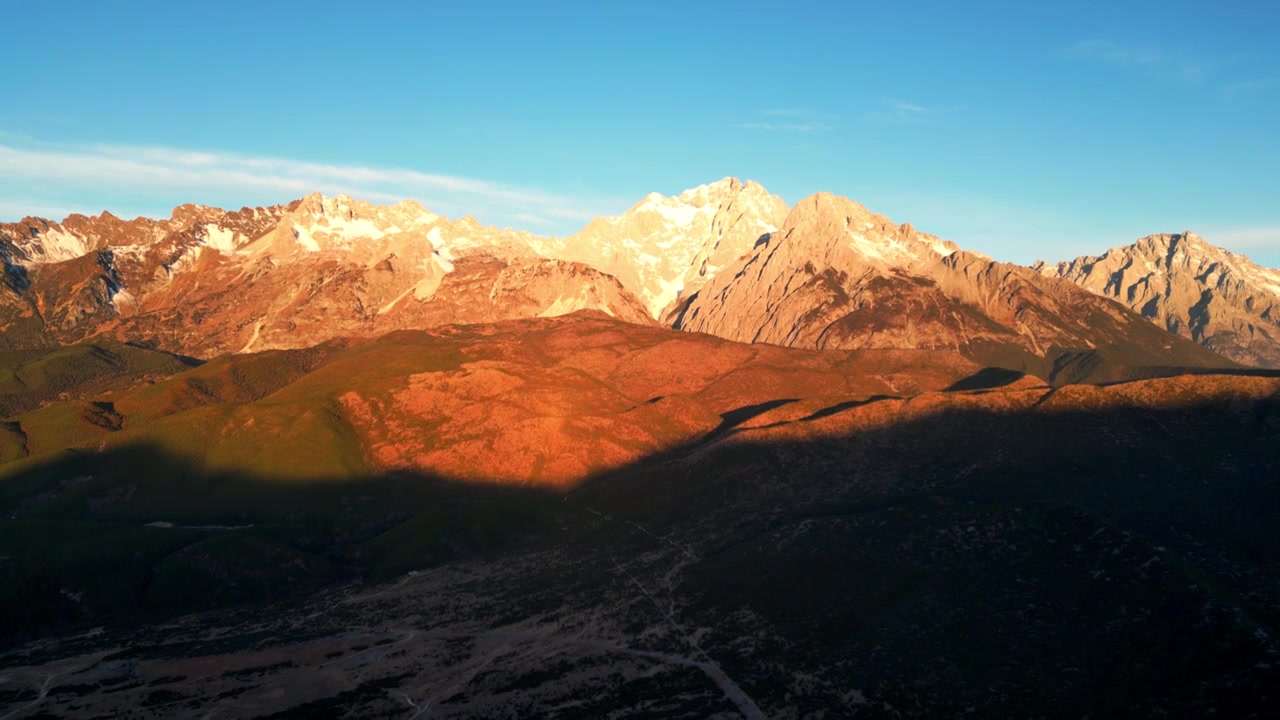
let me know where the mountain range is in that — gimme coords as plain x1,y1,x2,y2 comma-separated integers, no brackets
3,178,1278,375
3,179,1280,716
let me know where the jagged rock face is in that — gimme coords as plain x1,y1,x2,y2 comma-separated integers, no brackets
0,195,652,357
0,184,1262,376
672,193,1235,378
535,177,789,319
1036,232,1280,368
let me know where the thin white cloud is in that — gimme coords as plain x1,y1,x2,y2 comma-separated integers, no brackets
1199,226,1280,251
761,108,816,117
742,108,830,133
861,99,942,125
1070,39,1164,66
741,121,824,133
0,137,623,230
1068,39,1207,83
0,199,95,222
1222,77,1279,97
852,189,1181,266
1069,40,1280,99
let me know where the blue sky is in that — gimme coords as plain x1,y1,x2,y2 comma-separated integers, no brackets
1,0,1277,265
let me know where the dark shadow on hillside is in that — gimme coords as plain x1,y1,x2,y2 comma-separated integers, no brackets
945,367,1026,391
1093,364,1280,385
798,394,898,421
711,398,798,436
1046,346,1280,386
0,341,203,417
0,446,563,646
2,390,1279,714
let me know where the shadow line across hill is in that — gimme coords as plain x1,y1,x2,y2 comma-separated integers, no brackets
0,384,1276,633
0,384,1278,714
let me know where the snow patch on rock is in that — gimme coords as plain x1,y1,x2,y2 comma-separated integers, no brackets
200,225,240,253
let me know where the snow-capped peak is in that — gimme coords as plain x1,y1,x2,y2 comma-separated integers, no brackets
546,178,790,319
630,191,718,227
676,177,743,205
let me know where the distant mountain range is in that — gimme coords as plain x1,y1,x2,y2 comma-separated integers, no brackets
4,183,1280,716
2,179,1277,373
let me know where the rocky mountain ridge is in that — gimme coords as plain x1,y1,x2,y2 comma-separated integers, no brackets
671,192,1232,378
1036,231,1280,367
3,182,1276,375
0,194,652,357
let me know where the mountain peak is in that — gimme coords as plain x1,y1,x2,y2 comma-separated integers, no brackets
1139,230,1204,248
676,176,744,203
551,179,789,318
290,192,363,220
1044,230,1280,367
170,202,224,226
773,191,958,269
789,191,877,225
390,198,429,214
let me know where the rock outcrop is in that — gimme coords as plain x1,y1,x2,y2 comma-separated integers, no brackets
0,195,653,357
1036,232,1280,368
672,192,1235,380
1,184,1265,379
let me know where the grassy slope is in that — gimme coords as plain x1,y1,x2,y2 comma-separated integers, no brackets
0,316,1273,666
0,342,198,417
0,331,538,640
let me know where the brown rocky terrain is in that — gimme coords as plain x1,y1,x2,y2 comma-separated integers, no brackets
1,313,1277,717
0,195,652,358
672,192,1236,380
0,313,983,488
0,180,790,360
5,184,1269,381
1036,231,1280,368
4,185,1279,717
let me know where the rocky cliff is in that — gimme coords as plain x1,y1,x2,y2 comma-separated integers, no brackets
1036,231,1280,367
672,192,1234,380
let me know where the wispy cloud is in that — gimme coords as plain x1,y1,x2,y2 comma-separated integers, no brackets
741,108,829,133
1199,225,1280,250
0,136,623,230
512,212,549,225
741,121,825,133
862,99,943,125
1194,226,1280,268
1065,39,1280,99
0,199,94,222
1070,39,1165,66
1222,77,1280,97
761,108,816,118
1067,39,1208,84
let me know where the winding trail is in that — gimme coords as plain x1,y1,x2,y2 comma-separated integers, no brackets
0,672,60,720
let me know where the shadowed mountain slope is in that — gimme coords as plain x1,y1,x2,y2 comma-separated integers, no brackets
0,342,197,418
1,348,1278,716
